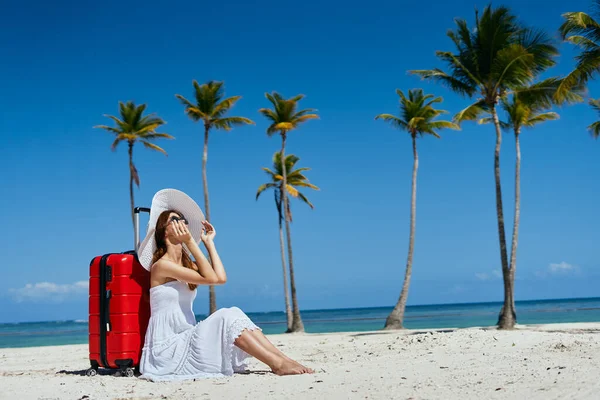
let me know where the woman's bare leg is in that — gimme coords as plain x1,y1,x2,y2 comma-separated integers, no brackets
233,330,306,375
248,330,314,373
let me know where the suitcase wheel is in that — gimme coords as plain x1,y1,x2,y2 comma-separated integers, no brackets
115,367,135,378
123,367,135,378
86,360,99,377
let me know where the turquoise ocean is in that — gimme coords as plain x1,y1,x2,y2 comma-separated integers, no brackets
2,297,600,349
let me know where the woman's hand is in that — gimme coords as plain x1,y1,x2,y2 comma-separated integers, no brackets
172,220,194,244
201,221,216,243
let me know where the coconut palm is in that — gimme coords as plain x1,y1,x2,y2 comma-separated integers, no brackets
375,89,459,329
480,90,563,319
557,1,600,101
95,101,173,241
410,5,559,329
256,152,319,332
259,92,319,332
176,80,255,315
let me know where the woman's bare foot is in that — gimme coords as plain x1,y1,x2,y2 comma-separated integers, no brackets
290,360,314,374
272,359,310,376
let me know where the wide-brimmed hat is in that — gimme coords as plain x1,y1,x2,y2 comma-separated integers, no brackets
137,188,205,271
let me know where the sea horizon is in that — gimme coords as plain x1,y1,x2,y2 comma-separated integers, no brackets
2,296,600,349
3,295,599,326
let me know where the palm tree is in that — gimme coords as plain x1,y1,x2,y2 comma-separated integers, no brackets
587,99,600,138
375,89,459,329
176,80,255,315
410,5,558,329
479,91,562,319
259,92,319,332
95,101,173,241
557,1,600,101
256,152,319,332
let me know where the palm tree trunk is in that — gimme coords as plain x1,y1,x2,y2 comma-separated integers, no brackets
275,192,293,332
384,134,418,330
491,105,514,329
202,124,216,315
128,142,135,243
507,131,521,321
280,133,304,332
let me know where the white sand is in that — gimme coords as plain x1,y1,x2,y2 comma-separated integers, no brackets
1,323,599,400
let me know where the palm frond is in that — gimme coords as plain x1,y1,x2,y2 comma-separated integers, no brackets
256,183,278,200
588,121,600,138
213,116,255,131
212,96,242,117
141,141,168,156
94,125,121,134
110,137,123,151
374,114,408,130
142,133,175,140
296,192,315,209
525,112,559,127
559,11,600,40
409,69,476,96
454,100,488,123
479,117,510,130
295,114,319,123
428,121,460,131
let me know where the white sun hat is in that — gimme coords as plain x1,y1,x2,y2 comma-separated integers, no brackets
137,188,205,271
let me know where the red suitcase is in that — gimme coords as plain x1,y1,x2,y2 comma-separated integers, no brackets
86,207,151,377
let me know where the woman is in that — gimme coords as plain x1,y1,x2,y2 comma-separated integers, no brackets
138,189,313,382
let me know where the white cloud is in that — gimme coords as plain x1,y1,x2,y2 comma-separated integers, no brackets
475,273,490,281
536,262,580,279
476,270,503,281
8,281,88,303
549,262,575,273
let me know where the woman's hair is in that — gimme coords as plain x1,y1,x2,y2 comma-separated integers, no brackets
151,209,198,290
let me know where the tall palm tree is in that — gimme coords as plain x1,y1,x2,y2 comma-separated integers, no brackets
256,152,319,332
587,99,600,138
259,92,319,332
375,89,459,329
176,80,255,315
95,101,173,241
480,91,562,320
557,1,600,101
410,5,558,329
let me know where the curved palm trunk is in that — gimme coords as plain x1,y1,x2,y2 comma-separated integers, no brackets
280,133,304,332
385,135,418,330
203,124,216,315
491,105,514,329
128,142,135,243
275,192,293,332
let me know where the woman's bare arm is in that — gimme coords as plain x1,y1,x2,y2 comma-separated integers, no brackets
200,221,227,283
185,238,222,283
203,239,226,283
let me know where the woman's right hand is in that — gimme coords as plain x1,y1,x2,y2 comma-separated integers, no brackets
172,220,194,244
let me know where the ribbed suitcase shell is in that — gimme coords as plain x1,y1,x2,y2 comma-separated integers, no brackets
88,253,150,373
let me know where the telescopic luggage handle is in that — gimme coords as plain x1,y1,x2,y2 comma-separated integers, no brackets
134,207,151,253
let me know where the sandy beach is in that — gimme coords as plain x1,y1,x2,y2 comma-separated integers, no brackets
1,323,599,400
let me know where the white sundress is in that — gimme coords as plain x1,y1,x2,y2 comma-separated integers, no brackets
139,280,261,382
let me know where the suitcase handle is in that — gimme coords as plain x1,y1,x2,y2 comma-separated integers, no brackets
105,290,112,332
134,207,151,253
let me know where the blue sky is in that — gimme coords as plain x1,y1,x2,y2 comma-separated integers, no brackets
1,0,598,323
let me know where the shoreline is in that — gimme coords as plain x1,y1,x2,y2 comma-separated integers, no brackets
1,322,599,399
